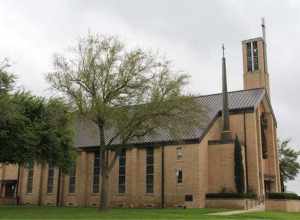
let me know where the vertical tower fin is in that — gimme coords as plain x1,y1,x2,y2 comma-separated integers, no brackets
261,17,269,76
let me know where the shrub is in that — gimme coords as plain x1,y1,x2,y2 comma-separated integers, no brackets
266,192,300,200
206,192,257,199
234,136,245,193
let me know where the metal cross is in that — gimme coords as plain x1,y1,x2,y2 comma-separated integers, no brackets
222,44,225,58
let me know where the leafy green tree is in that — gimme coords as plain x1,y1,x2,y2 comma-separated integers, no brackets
234,136,245,193
0,92,75,171
278,139,300,192
0,60,75,171
47,34,207,209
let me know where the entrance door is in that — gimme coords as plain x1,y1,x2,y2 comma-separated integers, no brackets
5,183,16,198
264,181,271,193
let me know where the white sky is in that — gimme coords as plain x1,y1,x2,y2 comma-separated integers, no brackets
0,0,299,193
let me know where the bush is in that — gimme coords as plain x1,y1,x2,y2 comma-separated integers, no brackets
234,136,245,193
206,192,257,199
266,192,300,200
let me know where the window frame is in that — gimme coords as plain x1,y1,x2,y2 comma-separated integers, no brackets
47,163,55,194
247,42,253,72
176,168,183,184
118,149,126,194
26,163,34,194
146,148,154,193
68,164,76,194
246,41,259,72
92,152,101,193
253,41,259,71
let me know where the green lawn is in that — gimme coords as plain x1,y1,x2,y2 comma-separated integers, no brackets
0,206,299,220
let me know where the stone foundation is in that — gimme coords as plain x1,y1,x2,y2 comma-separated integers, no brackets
266,199,300,212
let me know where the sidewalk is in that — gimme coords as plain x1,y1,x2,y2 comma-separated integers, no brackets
207,205,265,216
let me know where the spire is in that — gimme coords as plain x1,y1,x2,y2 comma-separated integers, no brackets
221,44,232,141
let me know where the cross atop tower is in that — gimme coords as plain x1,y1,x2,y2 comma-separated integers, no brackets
222,44,225,58
261,17,266,40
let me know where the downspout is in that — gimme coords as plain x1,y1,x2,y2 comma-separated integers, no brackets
161,146,165,208
243,112,249,192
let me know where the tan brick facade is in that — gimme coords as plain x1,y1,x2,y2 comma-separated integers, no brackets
0,35,282,208
0,97,281,208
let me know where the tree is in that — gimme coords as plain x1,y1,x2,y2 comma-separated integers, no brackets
234,136,245,193
0,61,75,172
46,34,207,209
278,139,300,192
0,92,75,171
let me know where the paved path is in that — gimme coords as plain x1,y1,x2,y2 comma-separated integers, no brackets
207,205,265,216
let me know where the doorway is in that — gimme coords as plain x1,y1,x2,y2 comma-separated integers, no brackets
5,183,16,198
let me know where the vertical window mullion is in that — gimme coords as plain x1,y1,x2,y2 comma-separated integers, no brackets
68,164,76,193
251,42,255,72
47,163,54,193
253,41,259,70
247,42,252,72
118,149,126,193
26,164,34,193
92,152,101,193
146,148,154,193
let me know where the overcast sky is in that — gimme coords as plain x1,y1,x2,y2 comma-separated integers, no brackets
1,0,299,193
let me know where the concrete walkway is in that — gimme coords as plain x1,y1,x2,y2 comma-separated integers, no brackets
207,205,265,216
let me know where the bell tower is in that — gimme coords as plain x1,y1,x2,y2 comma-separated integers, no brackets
242,18,270,97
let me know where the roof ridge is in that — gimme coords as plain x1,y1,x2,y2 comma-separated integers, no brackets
195,87,265,98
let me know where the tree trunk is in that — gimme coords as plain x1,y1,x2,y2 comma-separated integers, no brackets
98,123,109,210
16,163,21,205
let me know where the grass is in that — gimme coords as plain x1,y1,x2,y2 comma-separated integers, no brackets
0,206,299,220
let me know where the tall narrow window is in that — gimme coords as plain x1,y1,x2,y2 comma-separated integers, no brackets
146,148,154,193
47,163,55,193
92,152,101,193
68,164,76,193
176,168,183,184
246,41,259,72
261,114,268,159
118,149,126,193
247,42,252,72
253,41,259,71
26,163,34,193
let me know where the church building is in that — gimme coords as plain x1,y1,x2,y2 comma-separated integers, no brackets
0,22,281,208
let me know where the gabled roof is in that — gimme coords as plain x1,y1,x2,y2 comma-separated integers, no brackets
74,88,267,148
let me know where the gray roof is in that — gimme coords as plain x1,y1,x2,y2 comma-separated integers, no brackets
74,88,266,148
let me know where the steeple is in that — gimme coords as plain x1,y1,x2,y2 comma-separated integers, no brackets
221,44,232,141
